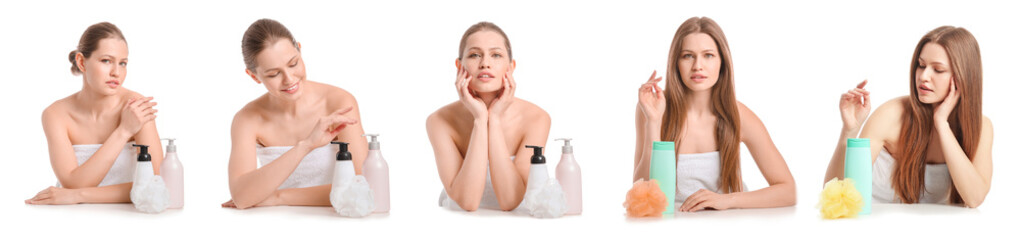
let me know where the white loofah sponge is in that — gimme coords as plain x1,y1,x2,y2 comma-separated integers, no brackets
130,176,170,214
518,179,568,218
330,175,375,217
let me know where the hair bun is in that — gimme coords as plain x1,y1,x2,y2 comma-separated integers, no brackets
68,50,81,75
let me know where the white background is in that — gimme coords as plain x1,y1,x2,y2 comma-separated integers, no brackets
1,0,1016,238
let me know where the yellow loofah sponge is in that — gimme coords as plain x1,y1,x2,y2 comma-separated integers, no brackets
818,178,864,219
624,179,668,217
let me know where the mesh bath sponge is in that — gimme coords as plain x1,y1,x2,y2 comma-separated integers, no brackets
130,176,170,214
330,175,375,217
818,178,864,219
623,179,667,217
517,179,568,218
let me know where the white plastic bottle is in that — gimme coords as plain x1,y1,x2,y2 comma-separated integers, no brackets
362,134,390,213
130,144,169,213
161,138,184,209
524,145,550,197
555,138,582,215
131,144,155,190
330,141,356,192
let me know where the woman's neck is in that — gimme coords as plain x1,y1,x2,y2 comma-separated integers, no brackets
477,91,499,107
685,88,713,118
75,81,121,117
267,83,315,116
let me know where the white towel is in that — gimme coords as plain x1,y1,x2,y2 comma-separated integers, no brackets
56,143,136,187
257,144,337,189
675,151,747,204
872,148,951,204
438,156,514,211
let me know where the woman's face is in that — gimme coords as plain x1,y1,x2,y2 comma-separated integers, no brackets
458,30,514,94
79,38,128,96
676,33,721,93
915,43,954,104
247,39,307,100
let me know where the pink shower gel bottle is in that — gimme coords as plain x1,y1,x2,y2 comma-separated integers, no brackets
555,138,581,215
161,138,184,209
362,134,390,213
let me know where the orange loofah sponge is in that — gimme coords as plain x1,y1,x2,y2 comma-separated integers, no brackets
818,178,864,219
624,179,668,217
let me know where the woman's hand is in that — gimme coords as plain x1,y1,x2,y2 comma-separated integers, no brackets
117,97,157,136
25,186,81,205
839,80,871,133
678,189,735,212
638,70,666,122
489,72,517,119
221,195,279,208
456,68,489,120
302,107,358,148
933,79,959,124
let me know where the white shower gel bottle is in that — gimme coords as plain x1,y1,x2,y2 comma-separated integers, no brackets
330,141,356,197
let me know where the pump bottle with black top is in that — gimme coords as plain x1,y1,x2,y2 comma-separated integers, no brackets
524,145,550,199
330,141,356,189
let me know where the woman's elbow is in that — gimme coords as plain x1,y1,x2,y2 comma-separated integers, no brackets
499,201,518,211
455,197,480,211
963,196,985,208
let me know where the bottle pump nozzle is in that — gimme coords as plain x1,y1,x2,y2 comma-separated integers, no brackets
362,133,380,150
331,141,352,161
555,138,573,154
161,138,177,152
525,145,545,164
132,144,151,162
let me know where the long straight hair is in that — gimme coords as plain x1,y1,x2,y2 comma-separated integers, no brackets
661,17,743,193
895,26,982,204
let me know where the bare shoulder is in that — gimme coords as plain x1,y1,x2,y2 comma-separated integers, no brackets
427,102,462,131
982,115,993,134
232,96,267,129
121,89,145,100
42,94,74,124
319,81,358,105
735,101,760,123
515,98,550,124
867,96,910,129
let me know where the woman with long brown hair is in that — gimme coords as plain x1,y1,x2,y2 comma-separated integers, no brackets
826,26,992,207
633,17,796,212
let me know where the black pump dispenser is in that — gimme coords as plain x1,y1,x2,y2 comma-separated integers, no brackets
526,145,545,164
331,141,352,161
132,144,151,162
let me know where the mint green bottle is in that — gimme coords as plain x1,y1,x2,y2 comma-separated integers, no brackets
845,138,872,214
650,141,676,215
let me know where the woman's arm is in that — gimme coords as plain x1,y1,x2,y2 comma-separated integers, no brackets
680,104,796,211
134,119,164,175
427,114,488,211
933,83,992,207
223,184,332,208
634,71,665,181
428,67,494,211
489,106,550,211
25,183,133,204
937,117,992,208
227,108,355,209
332,89,369,175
